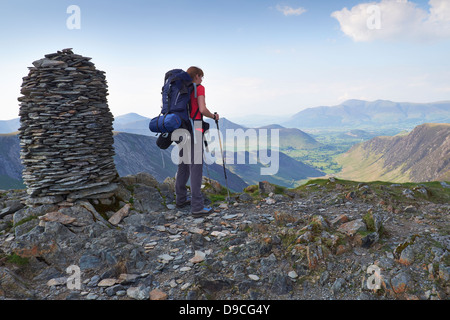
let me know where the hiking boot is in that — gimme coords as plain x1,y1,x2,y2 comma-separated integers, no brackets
192,207,213,218
176,198,191,209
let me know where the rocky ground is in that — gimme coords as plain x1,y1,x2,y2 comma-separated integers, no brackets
0,173,449,301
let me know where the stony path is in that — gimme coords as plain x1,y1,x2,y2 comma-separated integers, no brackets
0,174,448,301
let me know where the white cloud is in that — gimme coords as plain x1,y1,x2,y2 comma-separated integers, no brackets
276,5,307,16
331,0,450,42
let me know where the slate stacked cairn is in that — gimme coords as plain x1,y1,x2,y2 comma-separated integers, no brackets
18,49,118,204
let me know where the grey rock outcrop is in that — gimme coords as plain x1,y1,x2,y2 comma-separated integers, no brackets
0,175,449,301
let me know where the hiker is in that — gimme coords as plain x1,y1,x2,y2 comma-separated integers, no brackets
175,66,220,217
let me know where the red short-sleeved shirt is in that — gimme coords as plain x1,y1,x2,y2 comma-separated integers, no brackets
190,85,205,120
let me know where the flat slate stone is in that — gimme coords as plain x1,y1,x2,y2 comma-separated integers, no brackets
18,49,118,200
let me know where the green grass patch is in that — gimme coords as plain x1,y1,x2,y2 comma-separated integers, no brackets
274,185,286,194
6,253,30,266
292,178,450,204
362,212,376,232
208,194,226,204
13,215,38,228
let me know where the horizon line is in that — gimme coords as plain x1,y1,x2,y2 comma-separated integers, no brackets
1,98,450,122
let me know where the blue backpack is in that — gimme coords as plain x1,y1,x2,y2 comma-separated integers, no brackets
149,69,197,134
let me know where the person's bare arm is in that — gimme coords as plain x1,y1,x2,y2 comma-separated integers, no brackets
198,95,219,120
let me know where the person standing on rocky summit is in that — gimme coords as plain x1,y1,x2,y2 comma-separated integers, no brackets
175,66,220,217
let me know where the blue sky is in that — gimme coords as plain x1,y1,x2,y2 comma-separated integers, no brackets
1,0,449,121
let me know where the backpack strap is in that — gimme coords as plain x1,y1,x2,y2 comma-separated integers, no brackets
191,83,202,120
160,82,172,133
189,83,200,144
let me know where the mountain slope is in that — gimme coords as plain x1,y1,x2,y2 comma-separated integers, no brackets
113,132,248,192
4,131,320,192
284,100,450,129
0,132,249,193
336,123,450,182
226,150,324,187
257,125,321,150
113,132,323,190
113,132,177,182
113,114,322,151
0,134,24,189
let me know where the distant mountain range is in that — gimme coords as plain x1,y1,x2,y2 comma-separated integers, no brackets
113,114,322,150
0,118,20,134
336,123,450,183
112,113,151,137
113,115,325,188
111,100,450,134
113,132,250,192
2,99,449,134
0,129,324,191
2,99,449,190
282,100,450,130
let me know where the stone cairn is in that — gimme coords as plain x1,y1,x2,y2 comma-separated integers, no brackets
17,49,118,205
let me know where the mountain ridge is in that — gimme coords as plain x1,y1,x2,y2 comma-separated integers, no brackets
336,123,450,183
283,99,450,129
2,99,449,133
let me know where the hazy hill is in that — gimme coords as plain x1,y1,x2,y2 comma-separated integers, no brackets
336,123,450,183
283,100,450,129
338,129,379,140
197,118,322,151
113,113,152,136
113,115,245,137
258,124,322,150
114,114,322,151
0,119,20,134
228,114,291,127
226,150,324,187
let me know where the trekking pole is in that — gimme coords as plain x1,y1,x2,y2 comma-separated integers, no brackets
215,113,231,203
203,138,211,183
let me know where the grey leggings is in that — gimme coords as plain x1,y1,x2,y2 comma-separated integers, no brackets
175,129,204,212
